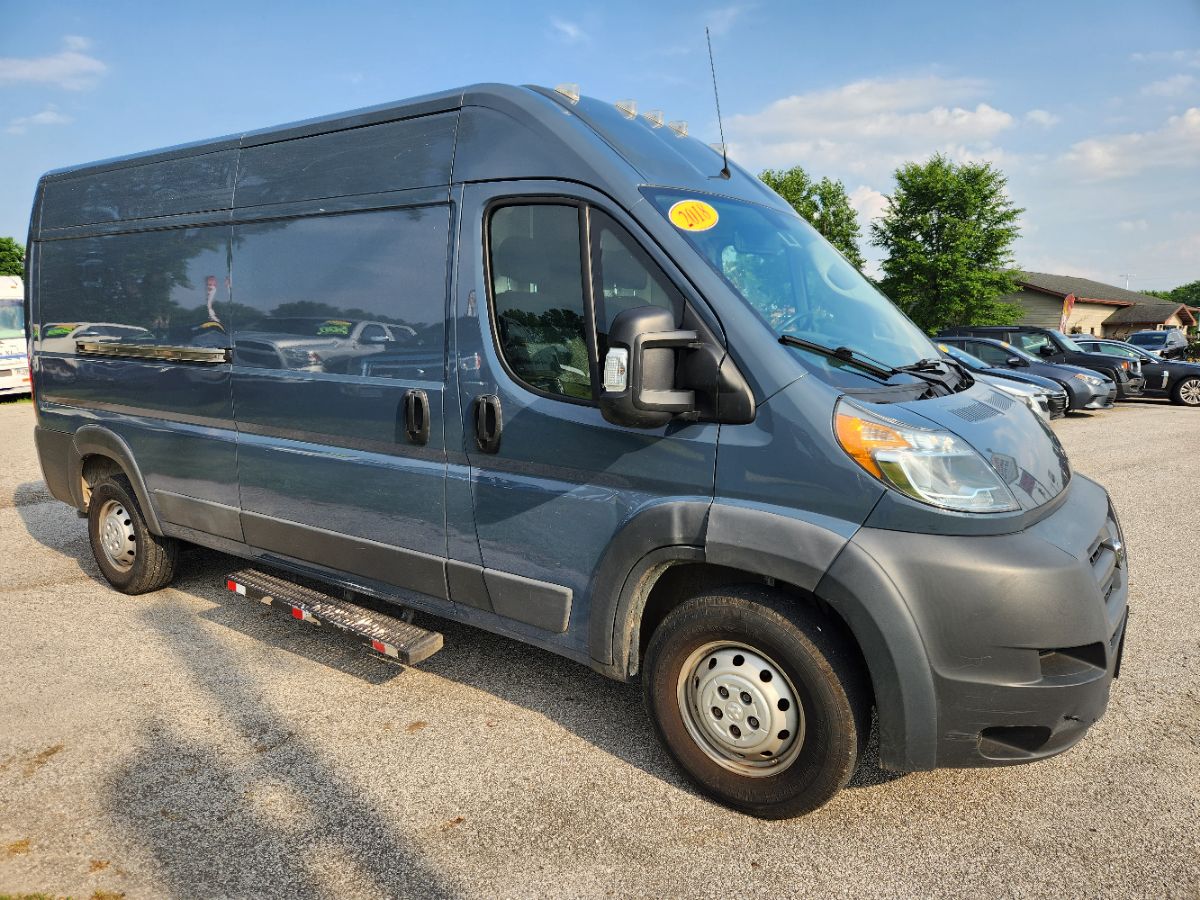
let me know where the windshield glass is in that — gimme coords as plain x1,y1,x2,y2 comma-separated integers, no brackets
1050,329,1084,352
0,299,23,340
644,190,938,370
937,343,986,369
1128,332,1166,347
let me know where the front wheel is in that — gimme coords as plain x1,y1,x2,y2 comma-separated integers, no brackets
643,588,869,819
87,474,180,594
1171,376,1200,407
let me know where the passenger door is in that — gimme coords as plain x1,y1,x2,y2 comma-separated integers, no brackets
451,183,719,648
230,205,452,604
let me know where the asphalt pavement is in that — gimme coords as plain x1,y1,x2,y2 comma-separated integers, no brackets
1,398,1197,898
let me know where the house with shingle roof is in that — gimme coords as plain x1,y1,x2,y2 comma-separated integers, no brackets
1005,271,1197,338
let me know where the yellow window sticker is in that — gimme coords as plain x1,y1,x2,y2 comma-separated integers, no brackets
937,344,949,352
668,199,719,232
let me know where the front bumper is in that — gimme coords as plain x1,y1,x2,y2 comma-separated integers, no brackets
1116,375,1146,398
849,475,1127,769
1081,386,1117,409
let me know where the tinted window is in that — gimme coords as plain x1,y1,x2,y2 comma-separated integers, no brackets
967,341,1012,366
1016,332,1054,355
38,226,232,352
488,205,590,401
1129,332,1166,347
590,209,685,357
232,207,448,378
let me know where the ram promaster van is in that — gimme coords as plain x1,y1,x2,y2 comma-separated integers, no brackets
27,84,1128,818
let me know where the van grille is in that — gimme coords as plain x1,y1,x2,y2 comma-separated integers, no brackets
1087,509,1125,606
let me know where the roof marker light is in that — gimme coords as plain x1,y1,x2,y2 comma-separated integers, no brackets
668,120,688,137
555,83,581,104
615,99,638,119
644,109,664,128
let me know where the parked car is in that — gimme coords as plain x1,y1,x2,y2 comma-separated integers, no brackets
1124,328,1189,360
939,326,1145,399
938,335,1116,411
1074,337,1200,407
936,343,1067,420
27,82,1128,819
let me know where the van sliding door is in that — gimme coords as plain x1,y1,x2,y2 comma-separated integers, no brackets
229,205,451,602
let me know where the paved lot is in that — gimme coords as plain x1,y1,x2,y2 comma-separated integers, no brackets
0,398,1197,899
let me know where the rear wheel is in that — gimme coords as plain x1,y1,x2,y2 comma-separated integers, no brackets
643,587,869,819
87,474,179,594
1171,376,1200,407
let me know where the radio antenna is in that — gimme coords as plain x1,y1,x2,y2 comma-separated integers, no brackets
706,27,731,179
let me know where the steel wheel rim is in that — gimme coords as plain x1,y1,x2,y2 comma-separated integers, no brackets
1180,379,1200,405
99,499,137,572
676,641,805,777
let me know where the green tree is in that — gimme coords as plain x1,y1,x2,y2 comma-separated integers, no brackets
759,166,865,269
0,237,24,277
1160,279,1200,306
871,154,1023,332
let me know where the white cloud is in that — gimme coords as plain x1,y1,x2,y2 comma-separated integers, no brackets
1025,109,1061,127
726,76,1014,176
848,184,888,224
1130,49,1200,68
6,105,72,135
550,18,588,44
1141,74,1197,97
1118,219,1149,232
1061,107,1200,180
0,35,107,90
706,5,751,36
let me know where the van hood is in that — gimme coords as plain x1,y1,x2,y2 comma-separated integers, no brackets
888,381,1071,511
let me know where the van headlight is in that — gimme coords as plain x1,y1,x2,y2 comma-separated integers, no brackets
1073,372,1104,386
834,399,1019,513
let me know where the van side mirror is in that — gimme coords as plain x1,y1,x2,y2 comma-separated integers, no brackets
1038,345,1055,357
599,306,699,428
1007,356,1026,367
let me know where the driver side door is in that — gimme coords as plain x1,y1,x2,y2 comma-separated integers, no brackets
450,182,720,651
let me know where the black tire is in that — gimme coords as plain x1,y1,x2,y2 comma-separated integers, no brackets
1170,375,1200,407
87,474,179,594
643,587,870,819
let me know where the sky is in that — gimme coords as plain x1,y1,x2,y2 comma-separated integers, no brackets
2,0,1198,291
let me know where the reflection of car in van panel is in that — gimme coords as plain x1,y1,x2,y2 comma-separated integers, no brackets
39,322,155,355
233,317,416,373
27,84,1128,819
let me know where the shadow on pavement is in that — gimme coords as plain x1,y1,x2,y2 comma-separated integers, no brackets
105,597,462,899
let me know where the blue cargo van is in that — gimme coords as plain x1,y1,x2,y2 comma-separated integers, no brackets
26,84,1128,818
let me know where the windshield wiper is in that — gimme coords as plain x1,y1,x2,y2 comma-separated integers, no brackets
778,335,897,379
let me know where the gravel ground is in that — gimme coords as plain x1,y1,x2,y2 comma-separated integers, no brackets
0,397,1197,899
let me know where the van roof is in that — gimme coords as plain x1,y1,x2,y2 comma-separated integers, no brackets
37,83,786,210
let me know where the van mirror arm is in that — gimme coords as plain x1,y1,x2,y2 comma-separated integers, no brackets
600,306,701,428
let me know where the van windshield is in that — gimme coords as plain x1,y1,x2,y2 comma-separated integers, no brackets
643,189,937,370
0,299,24,340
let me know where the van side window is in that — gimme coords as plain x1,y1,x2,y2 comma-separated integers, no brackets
589,209,684,357
231,207,448,379
38,226,232,352
488,205,591,401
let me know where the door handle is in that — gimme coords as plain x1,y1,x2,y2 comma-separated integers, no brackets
403,389,430,445
474,393,502,454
